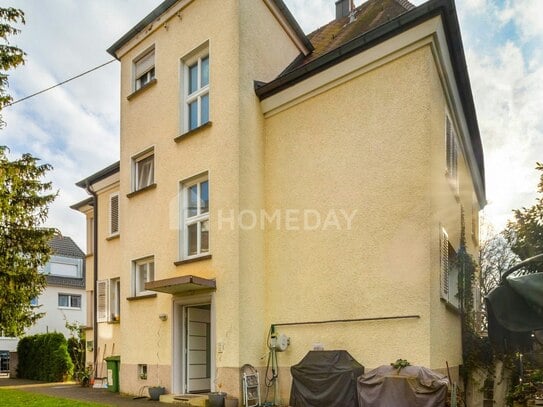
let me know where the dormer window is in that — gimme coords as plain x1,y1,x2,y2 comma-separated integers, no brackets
134,48,155,91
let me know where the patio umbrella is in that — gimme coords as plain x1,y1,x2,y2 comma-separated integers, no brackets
485,254,543,352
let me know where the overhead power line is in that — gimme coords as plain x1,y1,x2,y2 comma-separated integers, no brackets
6,59,116,107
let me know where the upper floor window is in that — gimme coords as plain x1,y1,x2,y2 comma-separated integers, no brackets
134,48,155,91
181,174,209,258
58,293,81,309
133,257,155,297
446,116,458,194
132,148,154,192
109,193,120,236
182,45,209,132
440,226,459,309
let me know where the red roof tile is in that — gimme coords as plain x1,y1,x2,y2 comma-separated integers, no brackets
281,0,414,75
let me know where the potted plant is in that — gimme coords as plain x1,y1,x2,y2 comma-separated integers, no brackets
208,383,227,407
148,386,166,401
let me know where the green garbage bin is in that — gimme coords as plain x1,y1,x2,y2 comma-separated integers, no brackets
105,356,120,392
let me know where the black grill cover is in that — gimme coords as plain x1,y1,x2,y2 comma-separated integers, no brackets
289,350,364,407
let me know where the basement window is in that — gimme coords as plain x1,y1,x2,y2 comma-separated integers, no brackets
138,364,148,380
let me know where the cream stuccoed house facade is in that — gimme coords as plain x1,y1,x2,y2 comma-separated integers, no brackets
72,0,486,401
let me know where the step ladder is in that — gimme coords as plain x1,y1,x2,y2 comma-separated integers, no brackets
242,370,261,407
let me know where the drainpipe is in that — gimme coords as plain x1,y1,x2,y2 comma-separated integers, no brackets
85,181,98,375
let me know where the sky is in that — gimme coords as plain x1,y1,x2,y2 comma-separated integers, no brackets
1,0,542,251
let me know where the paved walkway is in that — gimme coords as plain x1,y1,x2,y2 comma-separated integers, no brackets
0,377,161,406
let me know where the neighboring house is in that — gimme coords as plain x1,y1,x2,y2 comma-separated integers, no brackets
0,235,86,375
72,0,485,402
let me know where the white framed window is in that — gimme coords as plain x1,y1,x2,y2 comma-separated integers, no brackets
132,148,154,191
133,257,155,297
182,45,209,132
440,226,459,308
446,115,459,194
181,175,209,259
134,48,155,91
110,278,121,321
58,293,81,309
96,279,121,322
109,193,120,236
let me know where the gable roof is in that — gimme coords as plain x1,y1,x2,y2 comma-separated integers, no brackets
256,0,485,198
49,235,85,259
107,0,313,58
75,161,120,189
282,0,414,74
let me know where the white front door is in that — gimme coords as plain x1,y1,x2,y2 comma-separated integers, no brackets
185,305,211,393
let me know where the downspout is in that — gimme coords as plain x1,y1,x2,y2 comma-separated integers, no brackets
85,181,98,375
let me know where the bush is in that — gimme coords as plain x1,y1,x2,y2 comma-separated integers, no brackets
17,332,74,381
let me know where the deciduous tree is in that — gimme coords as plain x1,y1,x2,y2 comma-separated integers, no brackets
504,163,543,271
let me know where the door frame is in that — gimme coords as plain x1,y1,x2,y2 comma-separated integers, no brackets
172,293,215,394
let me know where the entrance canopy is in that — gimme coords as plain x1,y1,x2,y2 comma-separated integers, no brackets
145,275,215,295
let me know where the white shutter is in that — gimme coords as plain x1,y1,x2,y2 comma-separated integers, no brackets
97,280,109,323
109,194,119,235
446,116,459,193
135,50,154,77
440,226,449,300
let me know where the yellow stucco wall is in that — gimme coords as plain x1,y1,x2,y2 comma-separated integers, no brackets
78,0,484,400
264,46,435,373
80,178,122,373
113,0,301,396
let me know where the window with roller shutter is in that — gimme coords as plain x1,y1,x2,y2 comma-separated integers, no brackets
134,48,155,91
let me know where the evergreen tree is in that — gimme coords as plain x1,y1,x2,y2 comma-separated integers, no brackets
0,7,25,128
0,146,57,336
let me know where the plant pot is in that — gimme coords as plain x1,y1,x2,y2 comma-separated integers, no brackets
148,386,166,401
208,392,227,407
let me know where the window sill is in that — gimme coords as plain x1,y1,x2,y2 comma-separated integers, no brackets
174,254,212,266
58,307,81,310
127,183,157,198
127,78,157,100
174,121,212,143
107,320,120,324
106,234,120,241
126,293,157,301
441,299,461,315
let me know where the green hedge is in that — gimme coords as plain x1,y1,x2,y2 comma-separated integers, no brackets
17,332,74,381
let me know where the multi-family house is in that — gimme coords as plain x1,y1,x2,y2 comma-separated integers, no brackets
0,235,86,376
72,0,485,402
